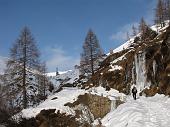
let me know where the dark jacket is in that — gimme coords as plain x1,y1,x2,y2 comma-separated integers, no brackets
132,87,137,93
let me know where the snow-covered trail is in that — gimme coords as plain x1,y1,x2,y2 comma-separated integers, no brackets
102,94,170,127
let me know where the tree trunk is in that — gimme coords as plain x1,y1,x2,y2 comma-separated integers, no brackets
23,32,27,109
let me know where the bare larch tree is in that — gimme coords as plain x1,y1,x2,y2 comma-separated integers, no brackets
80,29,103,77
6,27,40,109
155,0,167,27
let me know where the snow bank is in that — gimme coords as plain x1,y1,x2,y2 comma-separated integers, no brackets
21,87,86,118
17,86,126,119
89,86,126,101
102,94,170,127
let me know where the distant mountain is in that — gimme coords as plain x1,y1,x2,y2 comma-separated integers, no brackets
46,68,79,90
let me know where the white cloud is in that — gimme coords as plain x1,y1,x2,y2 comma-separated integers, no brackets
110,22,138,42
110,0,157,43
0,56,7,74
44,46,79,72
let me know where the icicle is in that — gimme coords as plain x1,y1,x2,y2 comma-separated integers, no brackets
135,51,150,94
110,100,116,111
153,60,156,76
132,61,135,83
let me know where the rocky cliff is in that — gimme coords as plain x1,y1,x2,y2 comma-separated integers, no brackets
84,23,170,96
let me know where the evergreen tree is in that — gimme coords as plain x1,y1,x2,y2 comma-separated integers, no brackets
139,18,157,42
126,32,130,41
165,0,170,20
80,29,103,77
37,62,48,101
155,0,166,27
0,75,7,110
5,27,40,110
139,18,149,41
132,25,137,36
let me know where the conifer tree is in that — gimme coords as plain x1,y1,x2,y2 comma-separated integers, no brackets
132,25,137,36
80,29,103,77
126,32,130,41
6,27,40,109
139,18,147,40
139,18,157,42
165,0,170,20
0,75,7,110
37,62,48,101
155,0,166,27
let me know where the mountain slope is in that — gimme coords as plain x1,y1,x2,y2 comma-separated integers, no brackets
47,68,79,90
83,21,170,96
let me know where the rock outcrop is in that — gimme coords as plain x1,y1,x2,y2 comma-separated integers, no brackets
83,24,170,96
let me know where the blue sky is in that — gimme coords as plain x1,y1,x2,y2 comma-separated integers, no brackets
0,0,157,72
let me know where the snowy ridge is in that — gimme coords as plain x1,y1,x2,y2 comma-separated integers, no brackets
107,37,135,55
47,69,79,89
107,21,170,56
102,94,170,127
20,88,86,118
17,86,125,119
46,70,72,77
150,20,170,33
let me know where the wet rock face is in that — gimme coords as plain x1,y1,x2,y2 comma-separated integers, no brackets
144,29,170,96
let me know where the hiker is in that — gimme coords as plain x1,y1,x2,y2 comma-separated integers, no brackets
132,86,137,100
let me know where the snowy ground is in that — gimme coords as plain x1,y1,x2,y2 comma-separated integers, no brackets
20,87,86,118
15,86,170,127
17,86,124,119
102,94,170,127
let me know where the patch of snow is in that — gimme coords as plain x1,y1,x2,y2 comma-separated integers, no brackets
102,94,170,127
46,70,72,77
92,119,102,126
107,37,136,56
113,38,135,53
89,86,126,101
151,20,170,33
111,55,126,64
109,65,122,72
